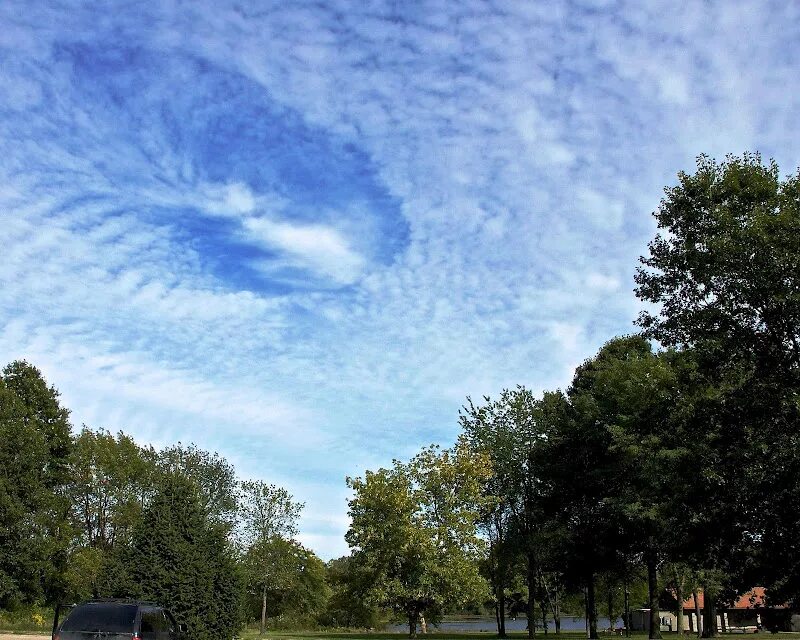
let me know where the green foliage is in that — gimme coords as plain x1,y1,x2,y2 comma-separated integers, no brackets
636,153,800,375
460,388,571,635
238,480,306,632
159,443,239,531
243,538,328,628
70,428,157,550
238,480,303,547
636,154,800,611
103,473,243,640
346,443,490,635
0,362,73,607
319,556,385,629
63,547,106,602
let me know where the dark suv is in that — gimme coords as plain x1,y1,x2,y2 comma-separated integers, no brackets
54,600,184,640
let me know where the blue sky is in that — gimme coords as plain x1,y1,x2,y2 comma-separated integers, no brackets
2,0,799,559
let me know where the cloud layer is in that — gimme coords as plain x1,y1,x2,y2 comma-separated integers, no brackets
1,0,799,559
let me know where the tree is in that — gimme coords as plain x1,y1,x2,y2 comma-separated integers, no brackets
159,443,239,531
566,337,689,640
238,480,303,546
243,538,328,630
71,429,156,550
634,153,800,618
0,361,73,606
346,443,490,637
460,391,523,637
238,480,304,633
635,153,800,381
104,473,242,640
460,388,571,638
0,375,49,607
320,555,384,629
541,376,620,640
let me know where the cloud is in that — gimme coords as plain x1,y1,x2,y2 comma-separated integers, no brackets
245,218,366,285
2,0,799,559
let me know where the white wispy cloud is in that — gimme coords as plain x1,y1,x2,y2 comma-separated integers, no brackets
244,218,366,285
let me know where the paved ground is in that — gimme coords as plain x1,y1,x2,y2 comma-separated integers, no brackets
0,634,50,640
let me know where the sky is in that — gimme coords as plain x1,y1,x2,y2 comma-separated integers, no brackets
1,0,799,560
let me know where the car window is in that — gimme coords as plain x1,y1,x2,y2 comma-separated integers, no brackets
61,604,138,633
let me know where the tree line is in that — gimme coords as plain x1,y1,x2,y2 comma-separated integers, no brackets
344,154,800,638
0,361,334,639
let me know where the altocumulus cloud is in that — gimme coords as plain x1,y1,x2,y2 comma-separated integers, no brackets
1,0,799,558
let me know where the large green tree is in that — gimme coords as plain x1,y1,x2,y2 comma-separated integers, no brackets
71,429,156,549
460,388,570,638
635,153,800,621
238,480,304,634
346,443,490,637
0,361,73,606
566,336,689,640
66,428,157,600
243,538,328,630
320,555,384,629
104,473,242,640
541,375,620,640
0,376,49,607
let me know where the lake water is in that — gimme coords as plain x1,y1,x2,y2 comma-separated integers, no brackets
385,616,623,633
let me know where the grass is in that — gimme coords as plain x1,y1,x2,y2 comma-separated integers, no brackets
238,633,800,640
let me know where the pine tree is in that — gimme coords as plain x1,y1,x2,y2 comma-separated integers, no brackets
107,473,242,640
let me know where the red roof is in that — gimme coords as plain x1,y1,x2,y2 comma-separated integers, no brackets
683,588,778,610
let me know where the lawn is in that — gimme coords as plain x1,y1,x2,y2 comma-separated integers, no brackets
238,632,800,640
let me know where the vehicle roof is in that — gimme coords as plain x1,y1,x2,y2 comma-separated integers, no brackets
79,599,164,607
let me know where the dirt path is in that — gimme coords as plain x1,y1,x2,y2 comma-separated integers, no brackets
0,634,50,640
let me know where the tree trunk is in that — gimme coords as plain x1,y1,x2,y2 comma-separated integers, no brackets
624,584,631,638
647,554,662,640
260,585,267,635
498,568,507,637
541,595,548,634
587,573,599,640
554,587,561,635
528,554,537,638
408,611,418,638
675,577,685,635
692,588,702,637
701,592,717,638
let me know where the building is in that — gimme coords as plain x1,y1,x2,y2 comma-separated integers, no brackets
631,588,798,633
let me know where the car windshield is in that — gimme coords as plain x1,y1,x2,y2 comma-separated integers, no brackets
61,604,138,633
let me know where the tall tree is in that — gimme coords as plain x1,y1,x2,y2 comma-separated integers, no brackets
104,473,242,640
1,361,73,605
346,443,490,637
238,481,304,634
566,337,690,640
460,391,522,638
635,153,800,618
71,429,156,549
461,388,570,638
542,376,619,640
0,376,49,607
